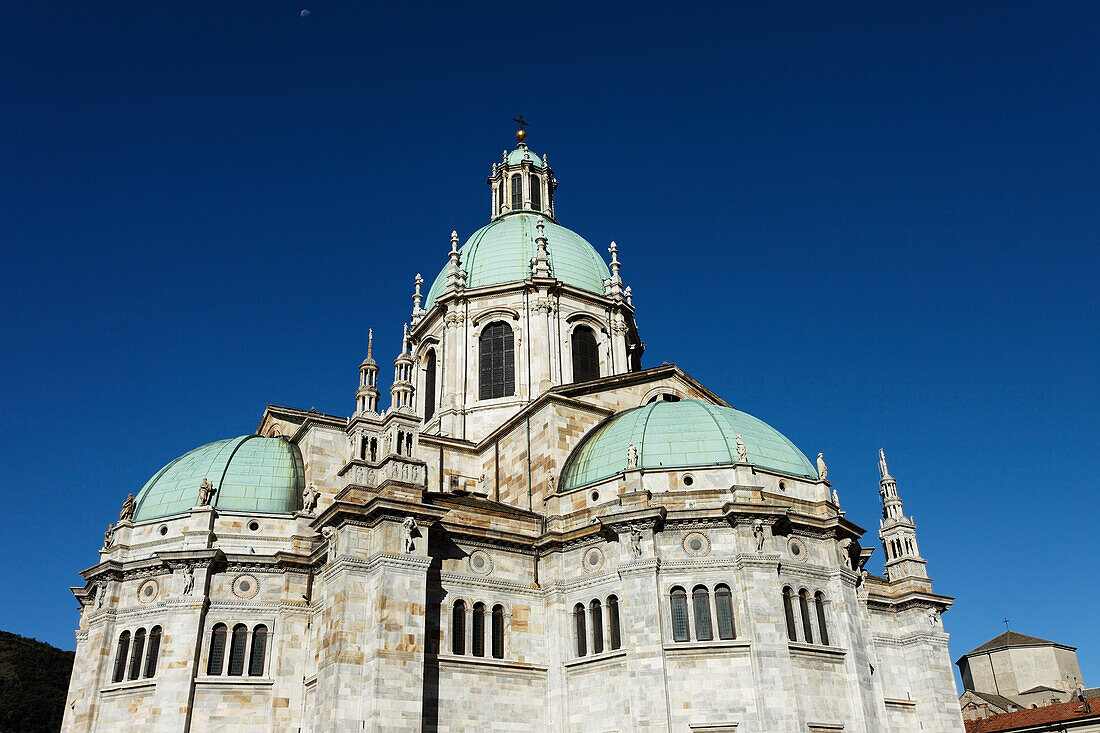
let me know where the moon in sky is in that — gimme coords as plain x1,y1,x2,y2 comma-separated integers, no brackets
300,9,311,17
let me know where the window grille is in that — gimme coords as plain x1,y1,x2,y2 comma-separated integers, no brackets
479,322,515,399
715,585,735,640
207,624,226,675
227,624,247,675
491,605,505,659
452,601,466,655
144,626,162,678
571,326,600,383
530,174,541,210
511,174,522,210
248,625,267,676
607,596,621,650
670,587,689,642
692,587,713,641
113,631,130,683
128,628,146,680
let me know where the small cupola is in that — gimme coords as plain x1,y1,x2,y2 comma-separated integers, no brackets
488,120,556,222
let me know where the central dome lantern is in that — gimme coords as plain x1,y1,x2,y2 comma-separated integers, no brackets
489,129,557,221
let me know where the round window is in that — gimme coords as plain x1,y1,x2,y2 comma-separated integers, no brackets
138,579,159,603
232,574,260,599
682,532,711,557
787,537,807,561
583,547,605,572
590,490,600,502
468,550,493,575
158,525,169,536
248,520,260,532
683,475,694,487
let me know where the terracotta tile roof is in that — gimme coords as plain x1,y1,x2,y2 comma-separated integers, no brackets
964,699,1100,732
964,631,1062,656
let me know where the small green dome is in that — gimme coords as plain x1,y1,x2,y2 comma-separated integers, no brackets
507,144,545,168
561,399,817,491
423,214,611,312
132,436,304,521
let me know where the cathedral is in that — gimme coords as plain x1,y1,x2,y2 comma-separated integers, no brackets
63,129,965,732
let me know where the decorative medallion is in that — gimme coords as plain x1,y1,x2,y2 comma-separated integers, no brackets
468,550,493,575
582,547,605,573
232,574,260,600
138,579,159,604
682,532,711,557
787,537,807,561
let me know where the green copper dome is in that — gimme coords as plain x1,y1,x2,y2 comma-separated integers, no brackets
132,435,304,521
423,213,611,312
507,144,545,168
560,399,817,491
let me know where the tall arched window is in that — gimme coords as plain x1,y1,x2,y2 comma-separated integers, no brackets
607,595,621,650
144,626,162,678
510,174,523,210
452,601,466,655
530,174,541,210
249,625,267,676
128,628,146,680
498,182,505,214
670,587,689,642
423,350,436,422
479,322,515,400
207,624,226,675
370,438,377,462
798,589,814,644
782,587,798,641
573,603,587,656
692,586,713,641
715,584,735,640
590,600,604,654
472,603,485,657
571,326,600,383
227,624,248,676
113,631,130,683
815,592,830,646
491,605,505,659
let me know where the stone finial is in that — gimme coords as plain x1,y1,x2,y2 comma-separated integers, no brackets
542,153,548,166
532,216,552,278
816,453,828,481
878,448,891,479
412,273,423,319
119,493,135,522
624,285,632,306
607,242,624,300
502,150,508,165
367,328,374,359
402,323,409,355
447,230,466,291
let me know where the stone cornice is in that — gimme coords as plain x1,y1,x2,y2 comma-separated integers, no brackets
312,495,449,531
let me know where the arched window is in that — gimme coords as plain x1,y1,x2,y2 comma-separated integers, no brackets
370,438,377,462
207,624,226,675
472,603,485,657
692,586,713,641
479,322,515,400
798,589,814,644
571,326,600,383
590,600,604,654
782,587,798,641
530,174,541,210
396,430,403,456
423,350,436,422
249,625,268,676
815,592,830,646
360,437,367,460
406,432,413,455
573,603,587,656
715,584,735,640
498,182,505,214
491,605,505,659
670,587,689,642
144,626,162,678
112,631,130,683
607,595,621,650
128,628,146,680
227,624,247,675
452,601,466,655
511,174,523,210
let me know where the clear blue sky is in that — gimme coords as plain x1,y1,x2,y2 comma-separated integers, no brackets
2,2,1097,688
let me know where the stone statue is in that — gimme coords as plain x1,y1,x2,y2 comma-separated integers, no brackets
198,478,215,506
838,538,854,569
547,474,555,493
629,526,643,558
857,568,868,588
103,523,114,549
119,493,136,522
832,488,840,507
181,566,195,596
626,443,639,468
753,519,766,552
321,526,338,556
478,473,487,493
95,583,105,609
928,609,939,628
735,434,748,463
402,516,418,554
816,453,828,481
878,448,890,479
302,483,320,514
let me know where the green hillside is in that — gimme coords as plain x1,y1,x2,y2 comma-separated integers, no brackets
0,630,74,733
